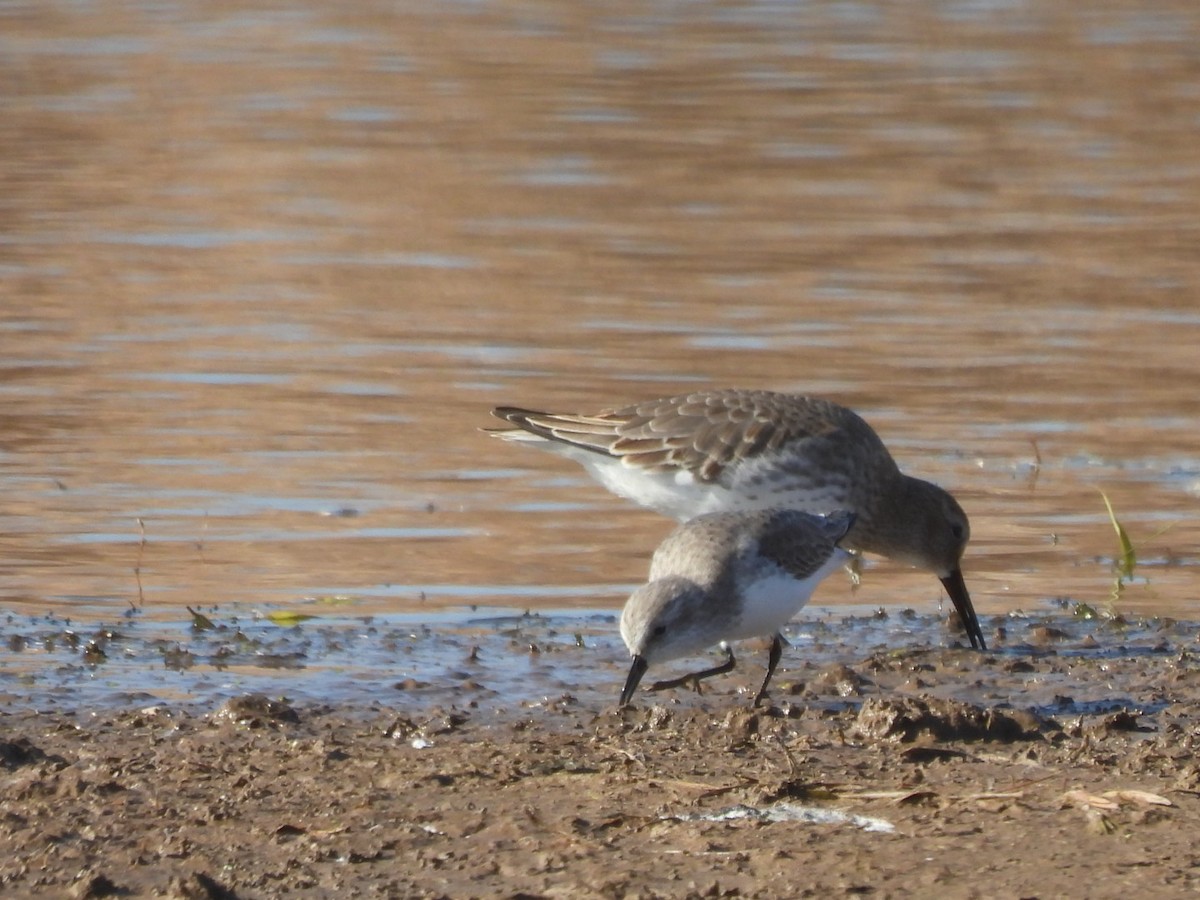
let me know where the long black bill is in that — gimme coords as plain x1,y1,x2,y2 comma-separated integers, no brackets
619,655,649,708
940,567,986,651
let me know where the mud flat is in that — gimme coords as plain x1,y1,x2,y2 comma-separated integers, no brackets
1,608,1198,897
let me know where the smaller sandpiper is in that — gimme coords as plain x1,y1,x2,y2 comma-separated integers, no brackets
619,507,855,708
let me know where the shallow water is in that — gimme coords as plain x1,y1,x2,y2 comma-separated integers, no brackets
1,604,1191,719
1,2,1199,709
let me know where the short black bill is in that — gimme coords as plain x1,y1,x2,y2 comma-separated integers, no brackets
940,567,986,651
619,655,650,708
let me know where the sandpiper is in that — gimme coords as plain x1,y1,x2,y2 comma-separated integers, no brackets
489,389,985,649
619,508,855,708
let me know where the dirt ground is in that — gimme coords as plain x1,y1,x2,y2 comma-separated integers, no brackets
3,614,1200,899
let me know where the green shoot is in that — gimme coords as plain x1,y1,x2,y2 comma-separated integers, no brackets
1099,490,1136,581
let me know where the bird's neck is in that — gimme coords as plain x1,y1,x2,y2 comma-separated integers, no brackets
855,474,935,569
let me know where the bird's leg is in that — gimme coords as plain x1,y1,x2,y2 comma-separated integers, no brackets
648,645,736,695
752,633,786,708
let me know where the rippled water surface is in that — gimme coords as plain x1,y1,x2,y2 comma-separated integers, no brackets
2,0,1198,652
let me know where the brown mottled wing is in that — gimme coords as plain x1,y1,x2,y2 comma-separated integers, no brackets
492,390,867,484
755,509,856,580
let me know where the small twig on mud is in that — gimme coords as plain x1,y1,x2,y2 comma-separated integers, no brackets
996,772,1063,794
661,779,744,800
775,732,803,777
959,791,1026,802
842,789,1025,803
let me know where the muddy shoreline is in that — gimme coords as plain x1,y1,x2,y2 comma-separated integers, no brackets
3,608,1199,898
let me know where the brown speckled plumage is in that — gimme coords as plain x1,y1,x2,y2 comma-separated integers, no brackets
490,389,985,649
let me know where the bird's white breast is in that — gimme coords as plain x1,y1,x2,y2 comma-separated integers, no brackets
727,549,849,642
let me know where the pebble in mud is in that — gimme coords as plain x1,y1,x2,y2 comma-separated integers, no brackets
1,737,64,770
218,694,300,727
852,696,1052,744
810,663,869,697
722,708,760,741
1029,624,1072,645
69,872,121,899
167,872,241,900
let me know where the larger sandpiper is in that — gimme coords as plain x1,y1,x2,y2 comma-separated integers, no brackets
489,388,985,649
619,507,855,708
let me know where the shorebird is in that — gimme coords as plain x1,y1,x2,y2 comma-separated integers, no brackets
619,508,855,707
488,389,985,649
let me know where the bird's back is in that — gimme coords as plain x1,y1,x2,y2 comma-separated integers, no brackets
491,390,902,520
648,507,854,588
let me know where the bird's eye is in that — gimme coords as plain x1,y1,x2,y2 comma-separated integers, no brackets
951,524,965,540
652,625,667,638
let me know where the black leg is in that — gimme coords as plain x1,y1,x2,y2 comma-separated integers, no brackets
648,645,736,695
752,633,785,708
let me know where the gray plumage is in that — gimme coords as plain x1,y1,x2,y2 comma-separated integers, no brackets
619,508,855,708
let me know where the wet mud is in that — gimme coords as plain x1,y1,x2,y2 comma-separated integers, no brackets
2,607,1199,897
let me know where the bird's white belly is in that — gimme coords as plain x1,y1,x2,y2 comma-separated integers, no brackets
726,571,814,642
727,551,849,642
582,457,722,520
581,452,851,521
